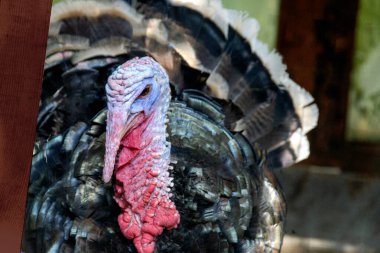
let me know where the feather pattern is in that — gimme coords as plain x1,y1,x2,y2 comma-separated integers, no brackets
24,97,286,252
39,0,318,168
24,0,318,252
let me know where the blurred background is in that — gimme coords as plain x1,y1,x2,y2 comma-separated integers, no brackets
49,0,380,252
221,0,380,252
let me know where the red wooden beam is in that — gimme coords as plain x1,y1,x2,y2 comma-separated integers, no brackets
0,0,52,252
277,0,361,172
277,1,326,92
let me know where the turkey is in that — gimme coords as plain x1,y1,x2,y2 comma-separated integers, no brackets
23,0,318,253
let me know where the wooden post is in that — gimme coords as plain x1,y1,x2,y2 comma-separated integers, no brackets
277,0,365,172
0,0,52,252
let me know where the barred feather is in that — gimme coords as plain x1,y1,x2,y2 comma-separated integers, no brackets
24,1,318,252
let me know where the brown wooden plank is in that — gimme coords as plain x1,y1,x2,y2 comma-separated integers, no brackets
277,1,327,92
277,0,367,173
0,0,52,252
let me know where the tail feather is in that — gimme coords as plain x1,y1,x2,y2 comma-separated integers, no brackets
45,0,318,169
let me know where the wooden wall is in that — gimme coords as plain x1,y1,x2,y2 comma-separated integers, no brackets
278,0,380,175
0,0,52,252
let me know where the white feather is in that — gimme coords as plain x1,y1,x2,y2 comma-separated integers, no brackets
51,0,143,26
289,129,310,162
169,0,318,149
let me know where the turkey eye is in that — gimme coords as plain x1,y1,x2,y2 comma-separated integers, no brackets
138,85,152,98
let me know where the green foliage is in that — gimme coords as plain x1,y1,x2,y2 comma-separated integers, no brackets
347,0,380,141
222,0,280,49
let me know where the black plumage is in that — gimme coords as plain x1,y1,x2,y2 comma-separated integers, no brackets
25,94,286,252
23,0,318,252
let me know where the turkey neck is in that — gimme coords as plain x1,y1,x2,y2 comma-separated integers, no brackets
113,89,180,253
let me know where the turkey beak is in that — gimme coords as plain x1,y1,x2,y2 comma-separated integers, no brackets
103,109,131,183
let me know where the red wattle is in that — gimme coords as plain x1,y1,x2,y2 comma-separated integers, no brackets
113,116,180,253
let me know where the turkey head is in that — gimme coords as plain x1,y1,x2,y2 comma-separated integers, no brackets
104,57,180,253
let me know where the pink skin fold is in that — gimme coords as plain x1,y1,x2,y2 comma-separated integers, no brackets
103,109,128,183
103,57,180,253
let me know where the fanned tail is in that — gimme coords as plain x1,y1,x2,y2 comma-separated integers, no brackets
44,0,318,169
